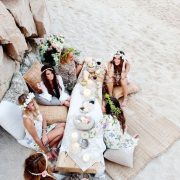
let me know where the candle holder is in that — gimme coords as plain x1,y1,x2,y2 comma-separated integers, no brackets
79,138,89,149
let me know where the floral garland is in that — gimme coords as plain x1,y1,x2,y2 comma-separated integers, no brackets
38,34,64,66
60,47,81,61
114,50,127,61
21,92,35,110
104,93,121,115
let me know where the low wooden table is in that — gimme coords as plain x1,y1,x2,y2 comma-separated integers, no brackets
55,152,102,174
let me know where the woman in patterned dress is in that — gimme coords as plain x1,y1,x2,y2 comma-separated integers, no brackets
18,93,65,159
58,47,84,93
101,94,138,150
106,51,130,106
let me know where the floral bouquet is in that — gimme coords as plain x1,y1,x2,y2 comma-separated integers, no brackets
38,34,64,67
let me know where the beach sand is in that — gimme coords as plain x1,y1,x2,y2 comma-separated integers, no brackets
0,0,180,179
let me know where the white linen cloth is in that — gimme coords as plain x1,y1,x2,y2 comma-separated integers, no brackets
60,83,106,171
60,60,106,175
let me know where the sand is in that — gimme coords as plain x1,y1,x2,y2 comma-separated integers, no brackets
0,0,180,179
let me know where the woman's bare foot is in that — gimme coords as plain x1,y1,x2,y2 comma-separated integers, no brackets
121,97,128,107
46,151,54,160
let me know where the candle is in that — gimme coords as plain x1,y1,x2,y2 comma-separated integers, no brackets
70,142,80,154
96,69,101,74
81,132,89,139
71,132,79,142
83,153,90,162
83,70,89,81
87,79,93,86
83,89,91,97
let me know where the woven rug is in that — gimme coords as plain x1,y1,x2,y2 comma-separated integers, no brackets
105,97,180,180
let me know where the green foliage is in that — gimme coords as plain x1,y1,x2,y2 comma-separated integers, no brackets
104,93,121,115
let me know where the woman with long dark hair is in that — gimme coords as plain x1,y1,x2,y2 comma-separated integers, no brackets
35,65,70,107
101,94,138,150
106,51,130,106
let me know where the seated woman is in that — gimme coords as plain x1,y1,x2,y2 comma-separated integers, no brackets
101,94,138,150
18,93,65,159
58,47,84,93
106,51,130,106
36,65,70,107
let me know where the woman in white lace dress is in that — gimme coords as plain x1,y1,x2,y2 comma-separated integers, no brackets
18,93,65,159
101,94,138,150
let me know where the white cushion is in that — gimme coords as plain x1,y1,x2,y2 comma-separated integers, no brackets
104,147,135,168
0,101,25,140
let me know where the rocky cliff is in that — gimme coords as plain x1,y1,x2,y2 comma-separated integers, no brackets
0,0,50,100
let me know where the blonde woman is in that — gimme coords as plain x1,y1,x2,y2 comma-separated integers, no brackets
18,93,65,159
58,47,84,93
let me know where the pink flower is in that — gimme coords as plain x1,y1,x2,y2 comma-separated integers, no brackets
41,170,48,177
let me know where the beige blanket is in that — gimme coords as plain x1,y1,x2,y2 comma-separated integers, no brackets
105,97,180,180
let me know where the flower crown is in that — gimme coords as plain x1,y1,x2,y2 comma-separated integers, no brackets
28,152,54,179
60,47,81,61
104,93,121,115
114,50,126,60
21,93,35,110
61,47,75,60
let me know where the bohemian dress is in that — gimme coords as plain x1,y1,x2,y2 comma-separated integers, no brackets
100,114,138,150
23,113,56,151
58,58,83,92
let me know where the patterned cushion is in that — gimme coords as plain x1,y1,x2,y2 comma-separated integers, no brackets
23,60,42,93
113,82,140,99
3,72,29,104
39,105,68,124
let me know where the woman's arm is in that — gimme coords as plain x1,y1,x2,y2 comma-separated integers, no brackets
124,61,130,75
57,75,65,92
39,81,49,93
41,116,48,146
23,118,48,153
76,64,83,77
74,58,84,77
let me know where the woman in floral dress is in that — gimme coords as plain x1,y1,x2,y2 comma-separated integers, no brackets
58,47,84,93
101,94,138,150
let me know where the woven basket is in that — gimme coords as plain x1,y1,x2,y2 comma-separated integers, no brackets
23,61,42,93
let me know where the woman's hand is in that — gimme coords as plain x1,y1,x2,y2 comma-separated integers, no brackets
37,83,42,90
121,73,127,80
63,100,70,107
42,133,48,146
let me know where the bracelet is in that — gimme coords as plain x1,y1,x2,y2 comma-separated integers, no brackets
45,144,51,152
